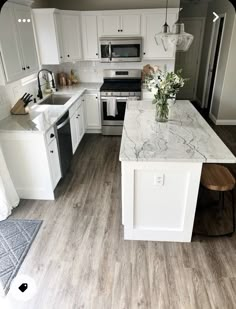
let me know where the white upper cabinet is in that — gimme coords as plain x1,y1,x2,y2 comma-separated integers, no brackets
60,12,82,62
13,5,39,75
121,14,141,35
33,9,82,64
0,3,39,84
81,15,99,60
33,9,63,64
98,15,120,36
142,11,178,59
98,12,141,36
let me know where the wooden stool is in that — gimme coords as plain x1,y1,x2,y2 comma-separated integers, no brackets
200,164,235,237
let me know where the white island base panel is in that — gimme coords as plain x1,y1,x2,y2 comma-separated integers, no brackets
122,161,202,242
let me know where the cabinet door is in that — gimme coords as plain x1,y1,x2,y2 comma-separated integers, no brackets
142,13,177,59
85,94,101,129
98,15,120,36
0,3,25,82
121,14,141,35
61,13,82,61
54,12,64,63
81,15,99,60
14,5,39,74
70,113,78,154
77,103,85,142
48,138,61,189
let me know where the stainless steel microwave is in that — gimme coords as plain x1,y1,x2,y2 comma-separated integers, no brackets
99,37,142,62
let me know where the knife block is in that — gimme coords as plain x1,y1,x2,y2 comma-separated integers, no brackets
11,99,29,115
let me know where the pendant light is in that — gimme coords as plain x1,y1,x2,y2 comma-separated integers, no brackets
168,4,194,52
154,0,171,52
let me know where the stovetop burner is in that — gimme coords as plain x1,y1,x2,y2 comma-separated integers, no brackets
100,79,141,92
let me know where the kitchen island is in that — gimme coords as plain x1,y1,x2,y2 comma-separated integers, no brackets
119,100,236,242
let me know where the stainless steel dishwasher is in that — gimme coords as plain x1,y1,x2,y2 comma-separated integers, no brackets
56,111,73,177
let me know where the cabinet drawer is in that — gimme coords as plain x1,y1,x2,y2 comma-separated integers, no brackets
46,127,56,145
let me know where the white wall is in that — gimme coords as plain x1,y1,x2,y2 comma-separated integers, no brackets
47,0,180,11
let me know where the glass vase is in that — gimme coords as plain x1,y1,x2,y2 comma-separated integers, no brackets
155,100,169,123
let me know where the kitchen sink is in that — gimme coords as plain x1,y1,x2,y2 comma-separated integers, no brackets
40,94,72,105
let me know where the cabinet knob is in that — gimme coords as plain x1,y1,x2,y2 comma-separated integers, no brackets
96,96,98,99
26,66,30,69
50,133,55,138
50,150,54,153
22,67,26,70
96,53,98,56
78,114,80,117
121,29,123,32
67,54,70,57
143,52,146,55
60,56,63,59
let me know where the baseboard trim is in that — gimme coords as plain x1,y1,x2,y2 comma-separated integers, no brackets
215,119,236,125
209,113,236,125
195,97,202,107
209,112,217,124
85,129,102,134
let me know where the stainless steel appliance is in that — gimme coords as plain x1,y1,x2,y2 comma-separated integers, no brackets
99,37,142,62
100,69,141,135
56,111,73,177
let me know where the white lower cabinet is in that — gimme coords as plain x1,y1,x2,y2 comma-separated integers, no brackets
70,97,85,153
0,128,61,200
84,92,101,131
47,137,61,189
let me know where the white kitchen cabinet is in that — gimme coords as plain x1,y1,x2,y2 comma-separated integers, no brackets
98,14,120,35
33,9,64,64
70,97,85,153
13,4,39,75
81,15,99,60
0,129,61,200
142,11,178,59
0,3,39,84
33,9,82,64
47,137,61,189
98,13,141,36
84,92,101,130
121,14,141,35
60,11,82,62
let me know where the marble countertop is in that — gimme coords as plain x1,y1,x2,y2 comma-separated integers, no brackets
119,100,236,163
0,83,102,134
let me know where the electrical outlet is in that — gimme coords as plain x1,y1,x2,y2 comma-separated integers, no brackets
153,174,165,186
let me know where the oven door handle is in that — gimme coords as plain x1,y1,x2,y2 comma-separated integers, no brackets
57,117,70,130
109,42,112,61
101,97,139,101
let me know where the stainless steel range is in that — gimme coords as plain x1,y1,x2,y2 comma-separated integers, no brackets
100,69,141,135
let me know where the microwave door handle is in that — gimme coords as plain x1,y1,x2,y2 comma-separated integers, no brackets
109,42,112,61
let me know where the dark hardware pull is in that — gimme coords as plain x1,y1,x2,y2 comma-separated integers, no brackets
121,29,123,32
67,54,70,57
50,150,54,153
26,66,30,69
50,133,55,138
143,52,146,55
96,53,98,56
78,114,80,117
60,56,63,59
96,96,98,99
118,29,120,32
22,67,26,70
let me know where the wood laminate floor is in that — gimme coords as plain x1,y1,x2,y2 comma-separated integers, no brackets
6,127,236,309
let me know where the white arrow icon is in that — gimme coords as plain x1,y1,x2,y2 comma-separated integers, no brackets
213,12,219,22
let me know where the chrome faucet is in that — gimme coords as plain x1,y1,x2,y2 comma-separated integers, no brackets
37,69,56,100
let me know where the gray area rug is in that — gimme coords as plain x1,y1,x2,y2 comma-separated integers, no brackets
0,219,42,295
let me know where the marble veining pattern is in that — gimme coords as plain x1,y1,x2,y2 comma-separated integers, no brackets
119,100,236,163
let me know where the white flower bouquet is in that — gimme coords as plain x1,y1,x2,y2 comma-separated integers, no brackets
145,68,186,122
